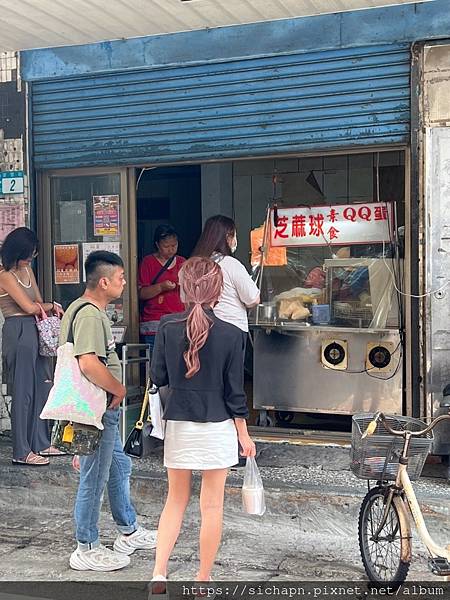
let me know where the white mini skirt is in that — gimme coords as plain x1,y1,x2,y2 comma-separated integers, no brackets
164,419,238,470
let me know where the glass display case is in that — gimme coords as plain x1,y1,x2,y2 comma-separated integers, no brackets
324,257,400,329
251,248,401,331
251,260,322,328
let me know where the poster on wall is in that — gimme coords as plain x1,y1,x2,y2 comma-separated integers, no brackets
93,195,119,236
81,241,120,281
111,326,126,344
54,244,80,284
107,303,124,324
0,200,25,243
270,202,394,247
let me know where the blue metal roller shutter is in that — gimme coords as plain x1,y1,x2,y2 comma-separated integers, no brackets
31,43,410,169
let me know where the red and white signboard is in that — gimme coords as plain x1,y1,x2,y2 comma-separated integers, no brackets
270,202,393,247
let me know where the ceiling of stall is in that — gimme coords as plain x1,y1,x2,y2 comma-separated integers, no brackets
0,0,432,51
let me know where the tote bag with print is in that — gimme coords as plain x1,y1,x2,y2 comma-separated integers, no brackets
40,302,107,429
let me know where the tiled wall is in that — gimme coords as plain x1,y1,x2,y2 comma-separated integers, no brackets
0,51,27,433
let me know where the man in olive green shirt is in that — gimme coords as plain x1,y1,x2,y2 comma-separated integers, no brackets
61,251,156,572
60,299,122,384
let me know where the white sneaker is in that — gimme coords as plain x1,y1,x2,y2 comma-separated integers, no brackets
113,526,157,555
69,544,131,572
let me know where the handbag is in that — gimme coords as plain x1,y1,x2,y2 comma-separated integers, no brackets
51,420,102,456
40,302,107,429
35,304,61,357
124,379,163,458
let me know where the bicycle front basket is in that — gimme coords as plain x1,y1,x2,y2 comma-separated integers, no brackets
350,413,433,481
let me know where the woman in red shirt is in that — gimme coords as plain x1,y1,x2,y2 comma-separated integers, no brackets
138,225,185,350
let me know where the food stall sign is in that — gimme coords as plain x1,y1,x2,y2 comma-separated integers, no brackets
270,202,393,247
0,171,24,195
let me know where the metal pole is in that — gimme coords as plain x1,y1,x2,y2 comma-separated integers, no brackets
121,344,128,445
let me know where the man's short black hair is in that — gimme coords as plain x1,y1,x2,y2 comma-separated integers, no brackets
85,251,124,289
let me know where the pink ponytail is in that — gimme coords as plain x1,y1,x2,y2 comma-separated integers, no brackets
184,304,212,378
179,257,223,379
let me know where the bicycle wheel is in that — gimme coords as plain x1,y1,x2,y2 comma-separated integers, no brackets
358,486,410,584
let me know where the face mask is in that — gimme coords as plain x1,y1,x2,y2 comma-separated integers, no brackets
230,237,238,254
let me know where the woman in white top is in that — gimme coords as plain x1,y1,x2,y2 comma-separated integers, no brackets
192,215,260,339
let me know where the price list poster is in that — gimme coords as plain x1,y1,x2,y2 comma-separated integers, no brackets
0,201,25,243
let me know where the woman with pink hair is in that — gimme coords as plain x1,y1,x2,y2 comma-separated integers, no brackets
150,256,256,587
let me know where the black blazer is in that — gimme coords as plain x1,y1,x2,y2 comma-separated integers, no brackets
150,309,249,423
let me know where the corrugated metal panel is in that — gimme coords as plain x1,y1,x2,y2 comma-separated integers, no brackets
1,0,429,52
32,43,410,169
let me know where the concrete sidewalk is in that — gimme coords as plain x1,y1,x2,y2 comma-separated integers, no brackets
0,433,449,582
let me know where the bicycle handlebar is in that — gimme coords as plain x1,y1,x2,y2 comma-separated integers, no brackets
362,411,450,439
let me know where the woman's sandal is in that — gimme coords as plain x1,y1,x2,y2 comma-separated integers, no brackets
39,446,67,456
148,575,168,597
12,452,50,466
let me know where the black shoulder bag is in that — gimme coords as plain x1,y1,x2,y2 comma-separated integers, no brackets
139,256,176,313
151,255,175,285
124,379,162,458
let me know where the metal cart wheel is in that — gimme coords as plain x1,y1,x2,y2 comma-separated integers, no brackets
255,410,273,428
358,486,410,585
275,411,295,425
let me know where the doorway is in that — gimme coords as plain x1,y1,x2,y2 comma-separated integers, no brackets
136,165,202,263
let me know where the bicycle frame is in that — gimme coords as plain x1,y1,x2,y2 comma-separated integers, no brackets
398,461,450,559
372,486,412,563
373,430,450,562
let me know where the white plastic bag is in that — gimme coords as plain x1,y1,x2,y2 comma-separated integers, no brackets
149,387,165,440
242,456,266,516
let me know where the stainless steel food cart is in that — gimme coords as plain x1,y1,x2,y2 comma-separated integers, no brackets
250,205,404,424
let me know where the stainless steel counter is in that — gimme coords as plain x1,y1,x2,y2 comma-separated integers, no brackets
250,323,395,335
252,326,402,416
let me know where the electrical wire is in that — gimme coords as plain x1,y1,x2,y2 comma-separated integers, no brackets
374,152,404,329
267,326,402,378
383,260,450,298
377,151,449,299
371,152,406,383
365,348,403,381
136,166,156,190
322,339,402,376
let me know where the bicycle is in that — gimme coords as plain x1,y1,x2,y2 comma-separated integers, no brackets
350,411,450,584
